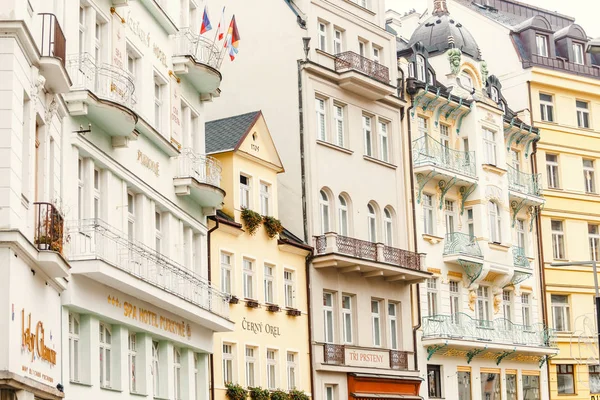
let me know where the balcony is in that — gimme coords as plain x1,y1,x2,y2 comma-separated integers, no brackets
66,219,232,331
512,246,531,269
33,202,69,278
173,30,223,95
321,343,411,371
174,149,225,211
507,165,543,205
312,233,429,282
413,135,477,182
333,51,394,100
422,313,557,358
443,232,482,263
64,53,137,138
37,13,71,93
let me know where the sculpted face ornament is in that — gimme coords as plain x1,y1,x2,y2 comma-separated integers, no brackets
447,48,462,75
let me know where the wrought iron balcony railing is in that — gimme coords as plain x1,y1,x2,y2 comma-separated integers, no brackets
66,219,230,319
513,246,531,269
507,165,541,197
67,53,135,109
173,29,223,70
314,233,422,271
323,344,410,370
334,51,390,84
176,148,222,187
443,232,482,258
412,135,477,178
34,202,65,255
422,313,556,347
39,13,66,67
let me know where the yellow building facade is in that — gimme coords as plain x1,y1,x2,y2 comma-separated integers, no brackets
206,111,312,399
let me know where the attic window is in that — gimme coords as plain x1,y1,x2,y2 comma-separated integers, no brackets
536,34,548,57
460,71,473,90
491,86,499,103
252,132,257,141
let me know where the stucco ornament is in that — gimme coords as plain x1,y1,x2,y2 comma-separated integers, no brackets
480,61,489,83
493,293,502,314
447,48,462,75
468,290,477,311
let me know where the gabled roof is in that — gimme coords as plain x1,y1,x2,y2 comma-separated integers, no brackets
205,111,261,154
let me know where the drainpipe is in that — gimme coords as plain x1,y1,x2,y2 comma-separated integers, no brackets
207,215,219,400
305,253,316,399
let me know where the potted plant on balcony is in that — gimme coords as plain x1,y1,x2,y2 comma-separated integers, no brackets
270,389,289,400
245,299,260,309
226,383,247,400
266,304,280,312
289,390,309,400
241,208,262,236
263,216,283,239
286,308,302,317
249,387,270,400
229,295,240,304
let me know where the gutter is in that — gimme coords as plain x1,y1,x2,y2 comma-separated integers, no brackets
207,215,220,400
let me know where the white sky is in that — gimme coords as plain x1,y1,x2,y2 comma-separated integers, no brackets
385,0,600,37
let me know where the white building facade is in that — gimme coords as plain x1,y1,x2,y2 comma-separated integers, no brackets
0,1,233,399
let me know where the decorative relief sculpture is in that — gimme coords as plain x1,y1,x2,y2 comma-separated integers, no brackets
447,48,462,75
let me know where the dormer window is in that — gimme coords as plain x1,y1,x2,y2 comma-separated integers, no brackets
416,55,426,82
536,34,548,57
573,43,584,65
460,72,473,90
491,86,499,103
428,69,435,85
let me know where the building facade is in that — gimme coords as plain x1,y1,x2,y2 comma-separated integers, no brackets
206,111,312,399
393,1,558,399
0,0,233,399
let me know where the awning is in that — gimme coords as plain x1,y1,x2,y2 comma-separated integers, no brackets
351,394,423,400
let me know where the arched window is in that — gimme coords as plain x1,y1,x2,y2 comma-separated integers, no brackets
416,55,426,82
428,69,435,85
319,190,330,234
488,201,502,243
338,195,349,236
384,207,394,246
461,71,473,90
367,203,377,243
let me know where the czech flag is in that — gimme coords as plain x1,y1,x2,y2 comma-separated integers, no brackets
200,6,211,34
224,15,240,61
216,7,226,41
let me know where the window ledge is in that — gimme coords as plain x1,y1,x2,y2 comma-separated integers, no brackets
482,164,507,176
70,380,93,387
131,392,149,397
422,233,444,244
316,139,353,155
488,242,510,252
101,386,123,393
315,49,336,60
363,155,397,169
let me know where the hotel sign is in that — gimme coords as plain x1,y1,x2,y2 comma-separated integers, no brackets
21,309,57,365
344,347,389,369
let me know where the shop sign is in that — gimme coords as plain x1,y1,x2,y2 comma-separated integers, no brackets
21,309,57,365
137,150,160,176
344,347,389,369
241,317,281,337
170,76,182,149
125,10,168,67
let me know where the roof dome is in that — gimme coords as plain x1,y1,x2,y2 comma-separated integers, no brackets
407,0,480,60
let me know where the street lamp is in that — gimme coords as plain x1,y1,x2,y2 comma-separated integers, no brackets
550,261,600,354
586,37,600,54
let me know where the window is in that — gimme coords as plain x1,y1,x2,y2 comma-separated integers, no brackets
535,34,548,57
476,286,490,323
503,290,512,322
154,78,164,130
384,208,393,246
323,292,334,343
284,270,295,308
491,86,499,103
333,29,342,54
584,159,596,193
363,115,373,157
373,47,380,63
467,208,474,238
458,370,472,400
449,281,460,321
551,294,571,332
511,149,521,172
319,190,330,234
427,278,438,315
522,374,540,400
245,347,256,387
358,41,365,58
506,372,517,400
577,100,590,128
488,201,502,243
260,182,271,216
342,295,353,344
222,343,233,384
445,200,456,234
266,349,277,390
423,194,434,235
573,43,585,65
243,259,254,299
590,365,600,394
99,323,112,388
539,93,554,122
69,313,80,382
338,195,349,236
221,252,232,294
264,264,275,304
325,385,335,400
379,121,389,162
460,72,473,90
93,168,100,219
371,300,381,347
129,333,137,393
417,116,428,138
516,219,526,251
127,48,138,84
79,6,86,54
94,19,104,63
152,341,160,394
388,303,399,350
590,225,600,261
416,55,426,82
557,364,575,394
174,348,181,400
522,293,531,328
482,128,496,165
240,174,251,209
155,211,161,253
367,203,377,242
127,192,135,241
551,220,565,259
481,373,501,400
287,352,297,390
318,22,327,52
427,365,442,398
440,124,450,164
546,154,560,188
334,104,344,147
316,98,327,141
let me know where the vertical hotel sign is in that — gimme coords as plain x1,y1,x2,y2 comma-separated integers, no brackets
111,8,127,103
170,72,182,149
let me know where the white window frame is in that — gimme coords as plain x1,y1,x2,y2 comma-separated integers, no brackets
577,100,590,129
491,86,499,103
287,352,297,390
417,116,428,138
325,385,335,400
333,29,342,54
371,299,382,347
245,346,256,388
516,219,526,252
264,263,275,304
466,207,475,238
93,168,100,220
445,200,456,234
127,192,135,241
416,55,426,81
94,18,104,63
152,341,160,395
174,348,181,400
243,258,255,299
482,128,497,165
551,220,565,259
78,158,84,220
153,76,164,131
423,194,434,235
384,208,393,246
476,286,491,324
260,181,271,216
539,93,554,122
373,46,380,63
573,43,585,65
584,159,596,193
220,252,232,294
99,322,112,388
334,103,344,147
546,154,560,188
284,270,295,308
266,349,277,390
79,5,86,55
379,120,389,162
342,294,353,344
503,290,512,322
69,313,80,382
521,293,531,328
589,224,600,262
363,115,373,157
222,343,234,384
536,34,548,57
488,201,502,243
323,292,334,343
427,278,438,315
388,302,399,350
155,211,161,253
316,97,327,141
318,22,327,52
449,281,460,322
551,294,571,332
320,190,330,234
240,174,251,209
367,203,377,243
338,195,349,236
129,333,137,393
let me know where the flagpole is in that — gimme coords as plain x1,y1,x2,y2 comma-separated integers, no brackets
210,7,225,65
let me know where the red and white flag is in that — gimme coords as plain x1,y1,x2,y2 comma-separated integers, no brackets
216,6,226,41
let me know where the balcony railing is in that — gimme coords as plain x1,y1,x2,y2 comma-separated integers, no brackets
422,313,556,348
39,13,66,67
67,53,135,109
173,29,223,70
314,233,422,271
412,135,477,178
323,344,410,370
513,246,531,269
34,202,65,255
443,232,482,258
66,219,230,319
176,148,222,187
507,165,541,197
523,54,600,79
334,51,390,84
